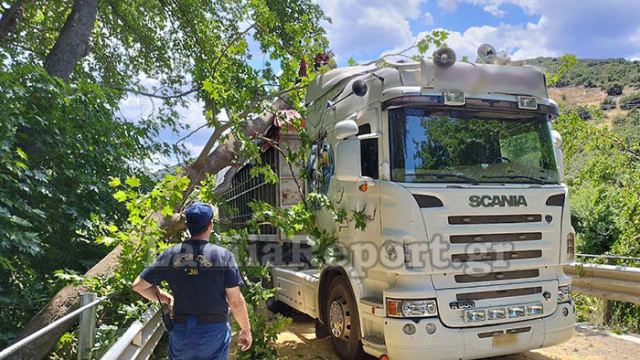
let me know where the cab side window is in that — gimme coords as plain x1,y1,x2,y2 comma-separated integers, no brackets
358,124,379,179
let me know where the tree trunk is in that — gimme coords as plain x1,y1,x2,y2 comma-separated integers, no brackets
0,0,25,41
43,0,97,81
11,98,290,360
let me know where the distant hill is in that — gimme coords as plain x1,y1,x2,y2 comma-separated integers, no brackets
516,57,640,128
525,57,640,91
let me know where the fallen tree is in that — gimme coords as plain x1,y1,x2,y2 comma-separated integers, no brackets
11,97,291,360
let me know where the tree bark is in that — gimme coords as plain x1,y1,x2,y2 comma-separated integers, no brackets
0,0,25,41
43,0,97,81
11,98,290,360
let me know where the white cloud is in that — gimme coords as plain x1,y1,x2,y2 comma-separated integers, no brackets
317,0,424,61
482,4,505,17
441,21,557,61
437,0,459,12
432,1,640,59
424,11,435,26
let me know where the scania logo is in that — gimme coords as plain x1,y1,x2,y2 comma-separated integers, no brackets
450,300,476,310
469,195,528,208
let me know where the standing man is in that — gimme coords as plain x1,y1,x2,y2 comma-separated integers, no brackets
132,202,252,359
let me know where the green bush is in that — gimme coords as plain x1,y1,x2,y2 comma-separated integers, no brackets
600,96,617,110
606,82,623,96
556,112,640,332
613,110,640,145
620,92,640,109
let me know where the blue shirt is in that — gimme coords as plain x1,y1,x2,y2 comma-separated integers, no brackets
140,240,243,316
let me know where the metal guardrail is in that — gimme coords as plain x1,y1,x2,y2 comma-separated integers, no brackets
100,307,165,360
565,262,640,305
576,253,640,263
0,293,103,360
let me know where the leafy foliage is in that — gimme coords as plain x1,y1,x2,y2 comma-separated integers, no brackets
0,64,166,345
555,112,640,257
1,0,329,352
545,54,577,87
613,110,640,145
555,111,640,331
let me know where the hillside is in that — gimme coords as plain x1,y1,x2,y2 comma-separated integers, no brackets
528,57,640,90
531,57,640,129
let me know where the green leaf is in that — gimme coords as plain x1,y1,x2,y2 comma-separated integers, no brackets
125,176,141,188
16,148,28,160
161,205,173,216
113,190,127,202
108,178,121,187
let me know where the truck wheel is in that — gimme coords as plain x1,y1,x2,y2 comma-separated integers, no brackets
326,276,366,360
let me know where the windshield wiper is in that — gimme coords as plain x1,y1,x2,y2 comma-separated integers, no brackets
480,174,545,184
421,173,479,185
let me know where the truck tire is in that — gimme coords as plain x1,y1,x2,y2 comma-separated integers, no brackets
325,275,366,360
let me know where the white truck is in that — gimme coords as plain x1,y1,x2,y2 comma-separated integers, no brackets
219,46,576,360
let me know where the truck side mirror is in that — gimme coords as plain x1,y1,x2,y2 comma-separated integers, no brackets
335,137,361,182
551,130,564,181
335,117,359,140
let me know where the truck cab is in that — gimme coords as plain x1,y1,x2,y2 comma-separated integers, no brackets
231,48,576,360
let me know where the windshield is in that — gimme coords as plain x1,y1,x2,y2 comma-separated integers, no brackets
389,108,559,184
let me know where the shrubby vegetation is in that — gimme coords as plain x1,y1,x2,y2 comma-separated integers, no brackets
555,111,640,331
528,57,640,90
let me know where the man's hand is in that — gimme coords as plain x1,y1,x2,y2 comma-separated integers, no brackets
238,328,252,351
132,276,174,316
160,293,174,315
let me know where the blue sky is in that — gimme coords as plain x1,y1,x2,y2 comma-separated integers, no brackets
120,0,640,168
321,0,640,65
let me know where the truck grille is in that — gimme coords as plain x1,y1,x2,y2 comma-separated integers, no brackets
411,188,565,328
449,232,542,244
454,269,540,283
448,214,541,225
451,250,542,262
456,286,542,301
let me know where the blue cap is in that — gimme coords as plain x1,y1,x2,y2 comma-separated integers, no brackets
185,202,213,234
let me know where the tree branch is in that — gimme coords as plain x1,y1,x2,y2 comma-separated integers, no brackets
108,85,198,100
175,122,211,145
0,0,25,42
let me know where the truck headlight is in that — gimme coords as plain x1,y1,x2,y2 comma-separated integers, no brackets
465,309,486,322
527,303,544,316
387,299,438,318
507,305,526,318
487,308,506,320
558,285,572,303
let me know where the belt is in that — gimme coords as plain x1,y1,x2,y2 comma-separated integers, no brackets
173,314,228,324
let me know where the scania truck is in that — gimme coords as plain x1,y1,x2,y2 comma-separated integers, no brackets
219,45,576,360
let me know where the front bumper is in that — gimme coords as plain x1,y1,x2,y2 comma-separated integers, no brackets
378,302,575,360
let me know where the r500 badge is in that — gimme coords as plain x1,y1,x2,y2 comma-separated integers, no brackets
450,301,476,309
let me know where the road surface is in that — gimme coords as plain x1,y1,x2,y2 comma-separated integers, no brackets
269,313,640,360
